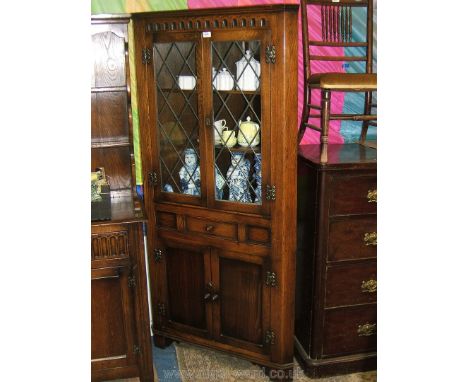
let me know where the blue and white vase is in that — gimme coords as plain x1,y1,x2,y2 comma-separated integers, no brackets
215,166,225,200
179,148,201,196
227,151,252,203
253,153,262,203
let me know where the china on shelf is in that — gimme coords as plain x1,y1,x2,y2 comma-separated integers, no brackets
236,50,260,91
178,75,196,90
221,130,237,148
238,116,260,147
214,68,234,91
213,119,227,145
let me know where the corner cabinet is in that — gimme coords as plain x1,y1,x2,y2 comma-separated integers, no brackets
133,5,298,375
91,15,154,382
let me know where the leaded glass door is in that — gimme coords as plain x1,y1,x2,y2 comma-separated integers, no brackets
206,30,271,215
152,33,205,206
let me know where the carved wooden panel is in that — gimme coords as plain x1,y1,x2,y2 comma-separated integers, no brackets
91,31,126,88
146,16,268,33
91,231,129,260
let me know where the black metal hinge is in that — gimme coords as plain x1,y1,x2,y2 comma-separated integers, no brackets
265,329,276,345
265,44,276,64
133,344,140,354
154,249,163,262
265,271,278,287
266,185,276,201
148,171,158,187
128,275,136,288
142,48,151,64
157,302,166,328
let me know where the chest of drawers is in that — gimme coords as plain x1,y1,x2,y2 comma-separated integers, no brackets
295,144,377,377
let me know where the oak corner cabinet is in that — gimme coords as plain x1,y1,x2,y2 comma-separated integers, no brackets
91,15,154,382
133,5,298,377
295,144,377,378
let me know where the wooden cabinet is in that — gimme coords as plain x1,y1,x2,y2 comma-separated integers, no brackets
91,15,154,382
133,5,298,375
295,144,377,378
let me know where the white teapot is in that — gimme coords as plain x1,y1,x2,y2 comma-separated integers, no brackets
238,116,260,147
236,50,260,91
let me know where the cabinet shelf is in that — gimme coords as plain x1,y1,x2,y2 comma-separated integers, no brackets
91,137,131,148
214,144,260,153
91,85,128,93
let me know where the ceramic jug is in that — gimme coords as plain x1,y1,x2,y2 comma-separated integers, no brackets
238,116,260,147
214,68,234,91
236,50,260,91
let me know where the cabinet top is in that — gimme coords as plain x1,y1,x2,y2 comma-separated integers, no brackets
299,144,377,168
132,4,299,20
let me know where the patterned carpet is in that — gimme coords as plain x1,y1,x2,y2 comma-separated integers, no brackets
112,342,376,382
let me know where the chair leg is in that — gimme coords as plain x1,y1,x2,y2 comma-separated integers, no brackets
360,91,373,144
298,86,311,146
320,89,331,163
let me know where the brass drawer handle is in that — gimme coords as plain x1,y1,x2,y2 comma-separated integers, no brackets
364,232,377,246
367,189,377,203
361,279,377,293
205,225,214,232
357,323,376,336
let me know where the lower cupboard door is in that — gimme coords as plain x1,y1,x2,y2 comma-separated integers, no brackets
211,249,271,355
160,240,212,339
91,266,137,372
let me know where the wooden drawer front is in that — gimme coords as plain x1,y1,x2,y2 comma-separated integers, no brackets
328,216,376,261
186,216,237,241
323,305,377,357
329,174,377,216
325,262,377,308
246,225,271,244
157,211,177,229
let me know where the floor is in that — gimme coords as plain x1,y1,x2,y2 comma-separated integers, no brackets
112,342,376,382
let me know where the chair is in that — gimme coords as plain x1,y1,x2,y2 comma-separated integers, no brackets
298,0,377,163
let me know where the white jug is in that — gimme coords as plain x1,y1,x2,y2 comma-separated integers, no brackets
214,68,234,91
236,50,260,91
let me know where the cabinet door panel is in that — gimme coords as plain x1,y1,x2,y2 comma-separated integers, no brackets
151,33,206,206
159,239,212,338
91,266,137,371
212,250,270,355
206,30,271,216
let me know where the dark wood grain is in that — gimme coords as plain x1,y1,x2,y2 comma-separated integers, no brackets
134,5,298,377
295,143,376,377
91,16,153,382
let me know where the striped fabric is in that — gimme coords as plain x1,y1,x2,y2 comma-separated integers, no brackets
91,0,377,183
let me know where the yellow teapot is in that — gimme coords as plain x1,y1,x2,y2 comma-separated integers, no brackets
238,116,260,147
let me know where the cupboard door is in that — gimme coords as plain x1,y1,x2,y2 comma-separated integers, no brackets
205,30,272,215
157,239,212,339
211,249,271,355
91,266,137,372
150,32,206,206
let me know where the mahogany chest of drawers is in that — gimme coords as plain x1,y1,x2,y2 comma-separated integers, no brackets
295,144,377,377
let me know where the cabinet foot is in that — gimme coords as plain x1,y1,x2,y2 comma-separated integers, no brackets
153,334,173,348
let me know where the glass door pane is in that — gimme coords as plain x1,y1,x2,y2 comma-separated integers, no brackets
211,40,263,205
154,41,201,197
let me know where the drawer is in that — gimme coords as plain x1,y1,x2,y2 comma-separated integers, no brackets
323,305,377,357
328,216,376,261
325,261,377,308
329,174,377,216
186,216,237,240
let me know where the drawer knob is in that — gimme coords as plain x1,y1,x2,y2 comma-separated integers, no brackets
357,323,376,336
361,279,377,293
205,225,214,232
367,189,377,203
364,232,377,246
